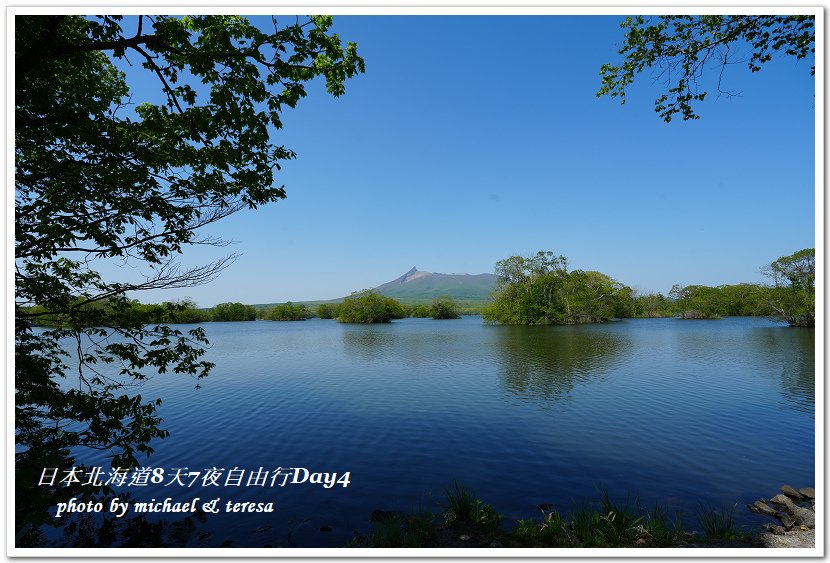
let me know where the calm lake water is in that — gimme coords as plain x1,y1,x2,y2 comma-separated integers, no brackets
50,316,814,547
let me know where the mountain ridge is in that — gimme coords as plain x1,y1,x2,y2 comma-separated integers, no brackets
373,267,497,304
252,267,497,308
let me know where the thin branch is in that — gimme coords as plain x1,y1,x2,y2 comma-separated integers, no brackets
132,44,185,115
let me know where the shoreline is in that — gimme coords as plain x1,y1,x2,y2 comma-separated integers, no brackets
348,484,816,549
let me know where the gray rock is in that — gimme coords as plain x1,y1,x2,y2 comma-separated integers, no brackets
767,493,815,528
749,501,777,516
489,539,502,547
789,505,815,528
763,523,786,536
760,527,815,548
780,485,804,500
798,487,815,499
770,494,793,507
776,512,794,530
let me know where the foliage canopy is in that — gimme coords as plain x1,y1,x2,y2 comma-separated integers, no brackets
598,15,815,121
316,303,340,319
762,248,815,327
337,290,407,323
482,251,633,325
430,296,462,320
267,302,312,321
211,302,257,322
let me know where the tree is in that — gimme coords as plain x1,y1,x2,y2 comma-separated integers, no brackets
408,304,432,318
316,303,339,319
16,14,363,531
337,290,406,323
483,251,632,325
631,291,674,318
669,284,722,319
167,300,211,324
211,302,257,321
267,301,312,321
597,15,815,122
762,248,815,327
430,296,461,320
716,283,771,317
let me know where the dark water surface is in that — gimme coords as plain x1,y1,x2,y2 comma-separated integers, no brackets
56,316,815,547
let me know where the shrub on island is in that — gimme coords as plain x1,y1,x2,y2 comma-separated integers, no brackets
337,290,406,323
430,296,461,319
267,302,312,321
211,302,257,321
408,304,432,318
316,303,340,319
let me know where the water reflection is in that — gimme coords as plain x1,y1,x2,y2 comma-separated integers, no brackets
340,325,397,361
750,327,815,415
490,325,627,402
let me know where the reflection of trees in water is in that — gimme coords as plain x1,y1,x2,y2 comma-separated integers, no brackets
340,326,398,363
492,325,627,403
751,327,815,414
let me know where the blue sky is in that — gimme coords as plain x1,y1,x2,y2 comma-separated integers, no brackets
120,15,815,306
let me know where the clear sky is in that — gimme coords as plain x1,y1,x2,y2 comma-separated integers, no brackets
118,15,816,307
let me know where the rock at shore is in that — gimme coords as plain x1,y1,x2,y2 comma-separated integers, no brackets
780,485,805,500
752,485,816,548
761,528,815,548
749,501,777,516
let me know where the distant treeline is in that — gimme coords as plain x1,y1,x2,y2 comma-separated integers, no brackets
24,249,813,328
23,299,253,326
260,293,461,323
630,283,783,319
25,294,464,326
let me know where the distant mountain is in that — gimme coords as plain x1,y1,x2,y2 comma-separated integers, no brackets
253,266,498,309
373,267,497,304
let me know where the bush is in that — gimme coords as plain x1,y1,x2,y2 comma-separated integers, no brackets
409,304,432,318
430,296,461,319
165,300,210,323
267,302,312,321
337,290,406,324
210,302,257,321
316,303,340,319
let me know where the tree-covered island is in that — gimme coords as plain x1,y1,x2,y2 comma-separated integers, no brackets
482,251,633,325
336,290,407,323
480,249,813,327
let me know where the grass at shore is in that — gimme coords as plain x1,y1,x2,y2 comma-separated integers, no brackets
350,483,752,548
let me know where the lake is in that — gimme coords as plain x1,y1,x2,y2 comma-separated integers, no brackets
47,316,815,547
